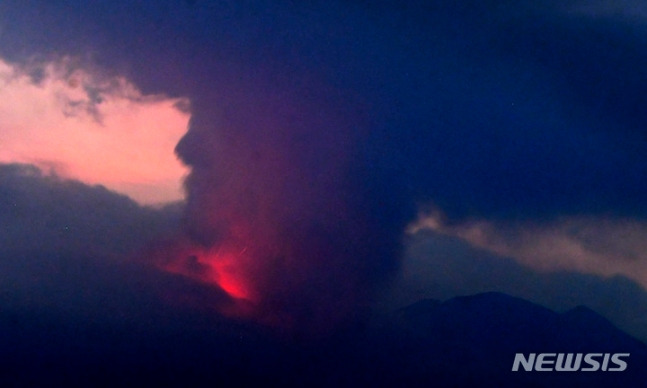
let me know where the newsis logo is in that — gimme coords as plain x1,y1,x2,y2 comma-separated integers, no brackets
512,353,629,372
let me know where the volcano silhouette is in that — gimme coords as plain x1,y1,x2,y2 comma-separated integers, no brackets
2,292,646,387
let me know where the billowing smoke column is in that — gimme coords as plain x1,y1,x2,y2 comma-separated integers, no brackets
6,0,647,337
159,80,411,332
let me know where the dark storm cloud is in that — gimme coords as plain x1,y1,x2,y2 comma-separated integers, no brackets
2,0,647,329
0,163,180,259
1,0,646,221
0,163,246,327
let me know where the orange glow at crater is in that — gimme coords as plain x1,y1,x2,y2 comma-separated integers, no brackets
202,248,253,301
160,242,258,318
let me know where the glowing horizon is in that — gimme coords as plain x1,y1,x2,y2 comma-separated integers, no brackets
0,57,190,205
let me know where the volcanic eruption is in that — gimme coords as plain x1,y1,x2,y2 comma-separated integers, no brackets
156,84,411,333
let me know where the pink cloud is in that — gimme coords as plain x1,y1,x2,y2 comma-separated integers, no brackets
409,209,647,289
0,57,190,205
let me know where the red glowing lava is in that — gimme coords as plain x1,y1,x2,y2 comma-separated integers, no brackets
160,242,257,318
202,247,252,301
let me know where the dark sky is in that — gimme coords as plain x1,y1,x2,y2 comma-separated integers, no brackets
2,0,646,218
1,0,647,340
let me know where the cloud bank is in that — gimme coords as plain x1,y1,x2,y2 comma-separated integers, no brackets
409,210,647,291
